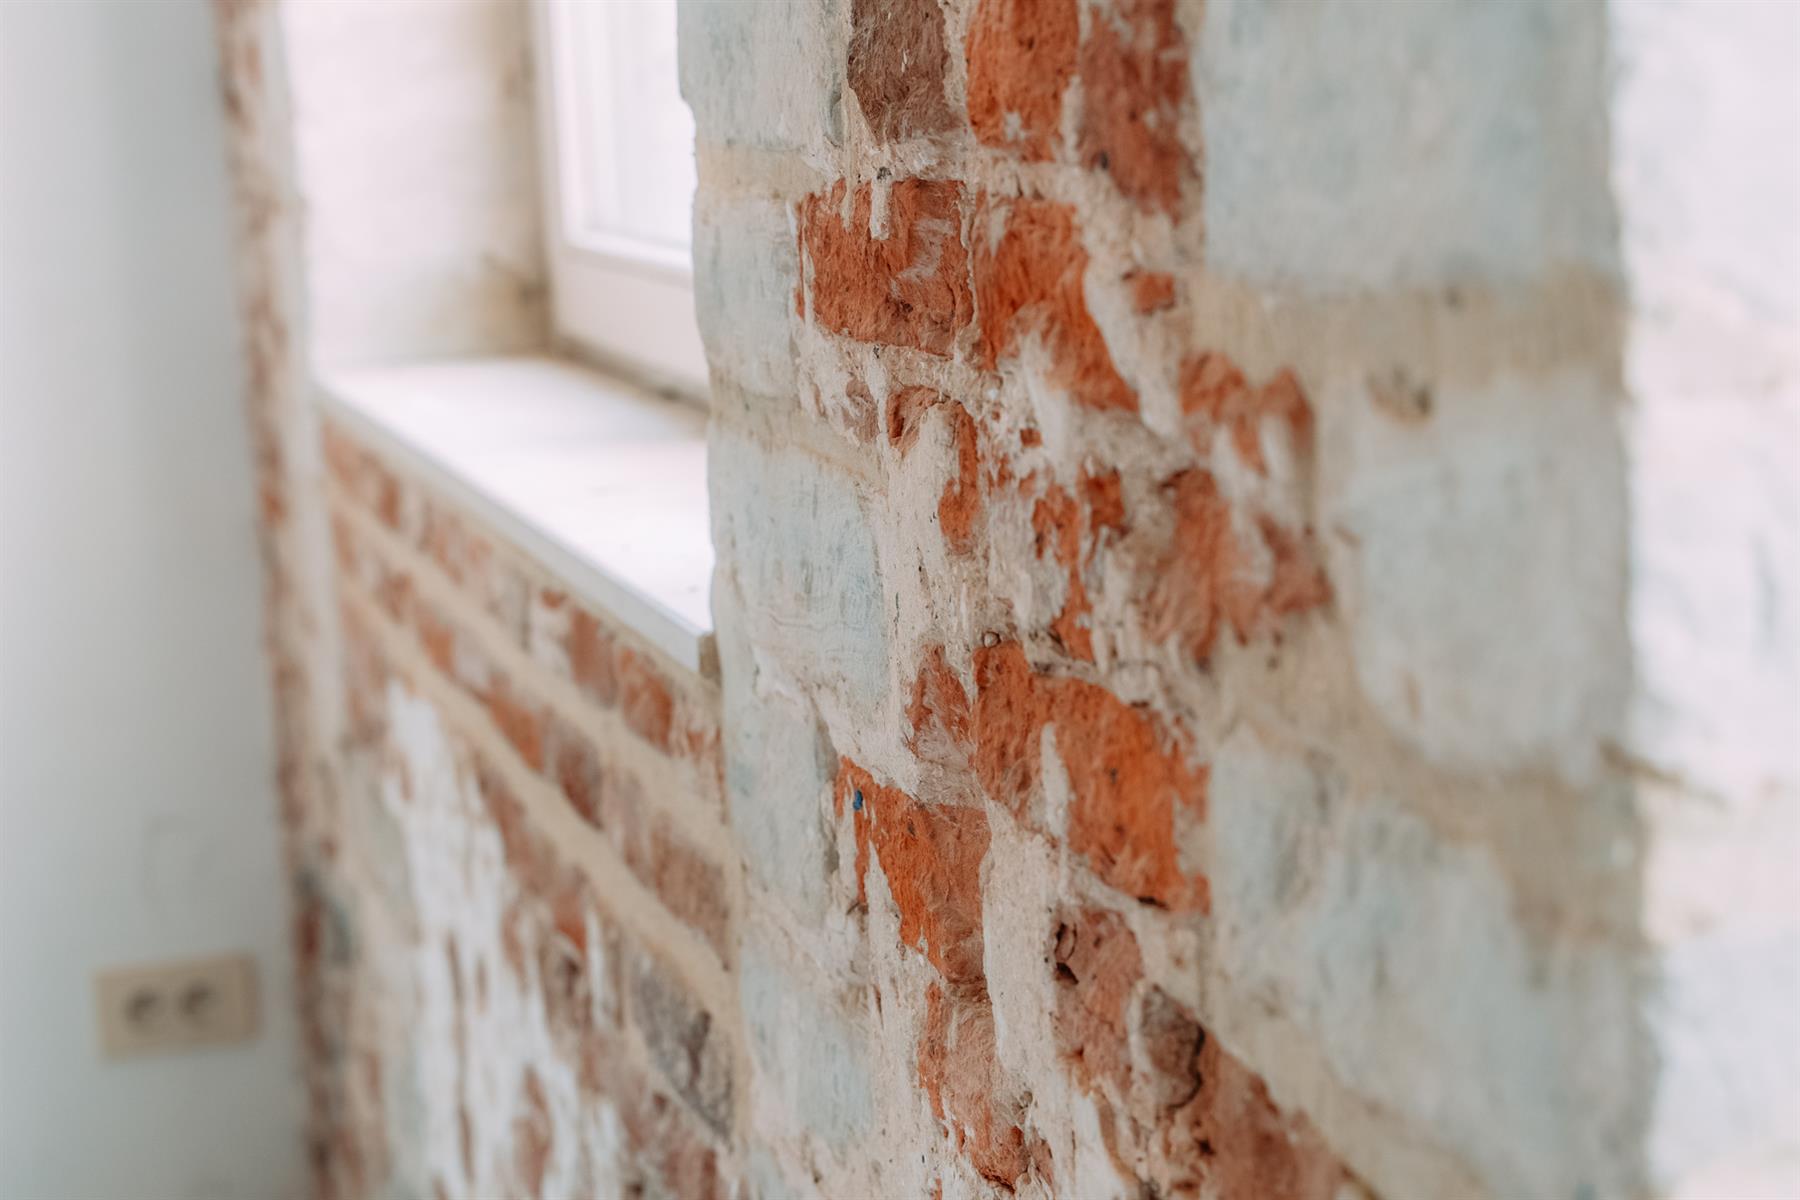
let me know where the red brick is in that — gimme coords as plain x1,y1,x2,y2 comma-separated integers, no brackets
972,196,1136,413
906,645,973,768
1176,1024,1352,1200
918,982,1032,1186
486,675,547,773
835,759,989,985
1048,909,1353,1198
887,385,947,453
1146,469,1330,664
798,179,973,356
848,0,955,142
1078,0,1194,214
938,401,983,554
544,712,605,828
607,1063,725,1200
1126,269,1177,313
1050,907,1141,1092
414,601,457,679
615,645,676,752
1179,352,1313,476
540,876,614,1052
566,605,619,709
965,642,1210,911
641,819,731,965
625,951,733,1137
1032,483,1096,661
965,0,1078,161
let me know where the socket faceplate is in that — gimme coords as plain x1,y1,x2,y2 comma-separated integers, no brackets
94,953,259,1058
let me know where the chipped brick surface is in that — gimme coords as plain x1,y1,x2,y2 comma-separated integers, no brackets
1148,468,1330,664
627,950,734,1137
972,196,1137,412
1126,268,1177,313
1078,0,1193,213
837,758,989,984
919,983,1033,1186
848,0,956,142
224,0,1704,1197
965,0,1078,160
970,642,1211,910
797,179,973,355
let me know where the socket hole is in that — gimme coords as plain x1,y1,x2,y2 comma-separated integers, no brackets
180,981,218,1023
126,988,160,1026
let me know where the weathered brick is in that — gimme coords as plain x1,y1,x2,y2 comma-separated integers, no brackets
1126,268,1177,313
609,1068,727,1200
962,641,1211,911
485,673,547,773
1146,468,1330,665
1050,907,1141,1092
1049,906,1353,1199
721,646,838,918
641,819,732,966
918,982,1032,1186
615,644,676,752
565,604,619,709
1178,351,1313,474
965,0,1078,160
693,192,800,397
836,759,989,984
710,431,887,716
886,385,948,454
543,711,605,828
797,178,973,356
626,952,733,1137
972,196,1136,412
1199,0,1614,290
937,401,982,554
1078,0,1193,214
848,0,955,142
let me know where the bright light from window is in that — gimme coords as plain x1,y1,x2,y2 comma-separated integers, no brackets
537,0,706,391
560,0,695,263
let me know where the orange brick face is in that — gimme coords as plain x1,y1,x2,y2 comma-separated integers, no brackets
797,179,973,356
836,758,989,985
1078,0,1194,213
965,0,1078,161
971,196,1137,413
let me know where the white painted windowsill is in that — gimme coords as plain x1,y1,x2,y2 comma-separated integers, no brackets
320,356,714,676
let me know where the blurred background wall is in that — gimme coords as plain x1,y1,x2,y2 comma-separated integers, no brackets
0,1,301,1195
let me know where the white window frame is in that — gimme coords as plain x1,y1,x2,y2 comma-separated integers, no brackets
532,0,709,399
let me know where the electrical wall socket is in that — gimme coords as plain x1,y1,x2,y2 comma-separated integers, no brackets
94,953,260,1059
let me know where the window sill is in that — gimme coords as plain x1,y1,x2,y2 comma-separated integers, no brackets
319,356,714,677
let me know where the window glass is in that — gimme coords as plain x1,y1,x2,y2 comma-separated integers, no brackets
562,0,695,260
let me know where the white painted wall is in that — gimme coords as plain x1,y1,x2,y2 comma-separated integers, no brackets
0,2,303,1197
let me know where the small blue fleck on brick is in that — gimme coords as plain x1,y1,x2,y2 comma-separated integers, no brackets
852,789,864,812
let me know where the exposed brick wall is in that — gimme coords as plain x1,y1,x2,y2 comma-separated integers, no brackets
219,2,741,1193
693,3,1654,1200
219,1,1798,1199
317,424,739,1196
